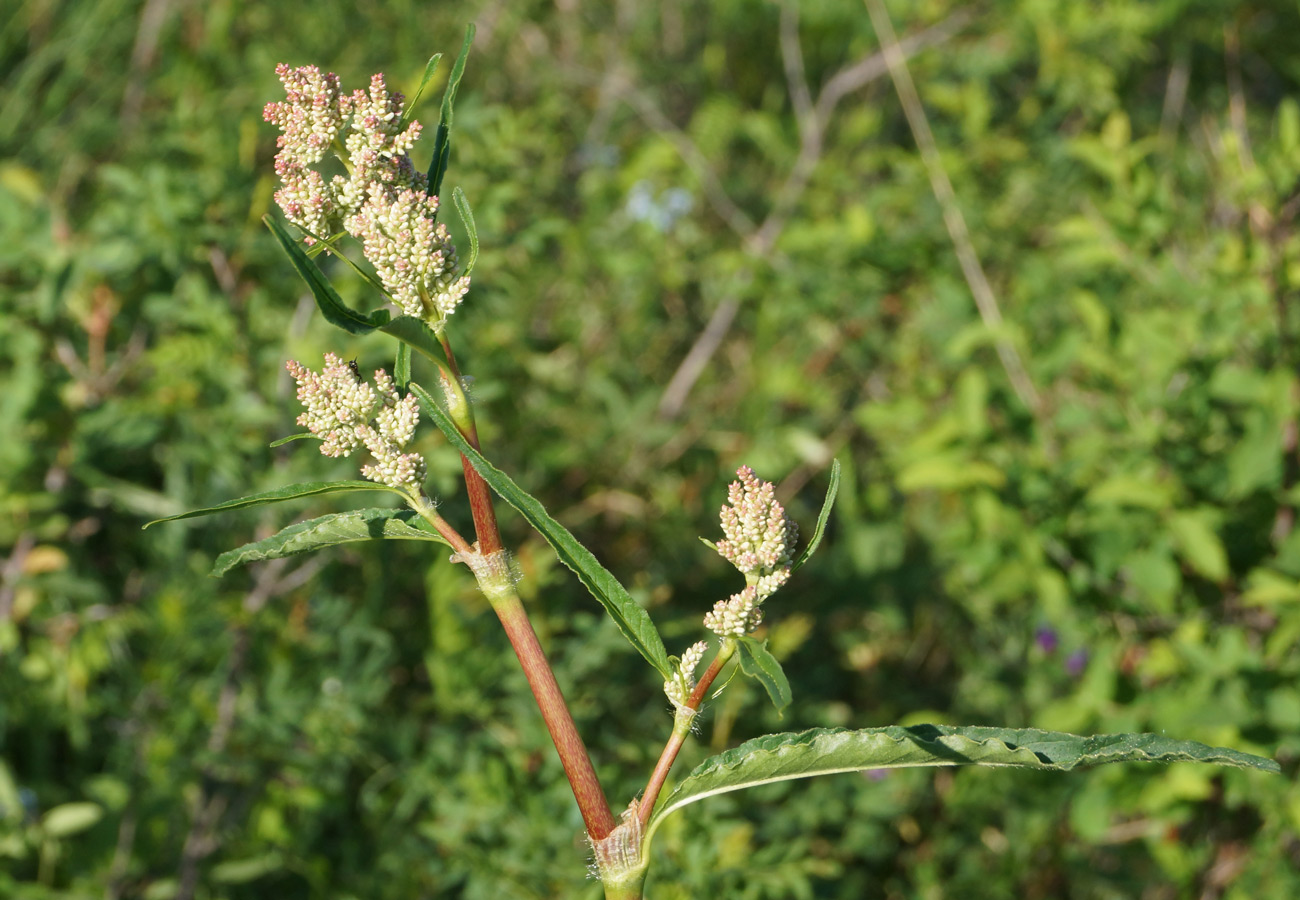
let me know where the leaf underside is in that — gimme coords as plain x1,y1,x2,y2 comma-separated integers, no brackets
410,382,674,679
647,724,1279,840
211,508,449,576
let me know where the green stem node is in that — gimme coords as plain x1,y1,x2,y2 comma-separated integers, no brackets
593,803,649,899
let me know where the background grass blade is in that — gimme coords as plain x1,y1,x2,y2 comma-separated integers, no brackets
211,508,449,576
410,382,673,678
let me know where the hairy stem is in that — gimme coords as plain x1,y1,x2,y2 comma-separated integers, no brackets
409,495,476,557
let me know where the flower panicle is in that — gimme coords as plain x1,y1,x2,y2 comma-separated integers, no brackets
265,64,467,327
704,466,798,638
663,640,709,710
285,353,426,495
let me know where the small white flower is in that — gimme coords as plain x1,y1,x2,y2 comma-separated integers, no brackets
265,65,468,326
703,586,763,637
285,354,427,494
714,466,798,603
664,641,710,709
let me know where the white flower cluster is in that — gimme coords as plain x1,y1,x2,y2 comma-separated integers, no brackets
285,353,427,495
702,585,763,638
351,186,471,320
704,466,799,638
663,640,708,710
264,65,469,327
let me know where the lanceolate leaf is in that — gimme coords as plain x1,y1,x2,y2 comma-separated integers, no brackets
735,635,791,714
211,508,449,576
428,24,475,199
393,343,413,391
264,215,390,334
143,481,398,528
452,186,479,275
792,458,840,573
378,316,451,372
409,382,674,679
400,53,443,131
646,725,1279,843
264,217,457,385
269,432,316,448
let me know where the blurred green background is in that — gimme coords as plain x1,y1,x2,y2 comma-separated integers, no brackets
3,0,1299,897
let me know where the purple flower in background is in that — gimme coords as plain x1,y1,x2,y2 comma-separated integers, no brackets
1034,625,1059,654
1065,649,1089,678
865,769,890,782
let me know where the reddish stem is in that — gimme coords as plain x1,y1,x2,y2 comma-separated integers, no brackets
422,506,476,558
435,330,612,838
493,594,617,839
462,458,503,555
636,645,731,825
436,354,503,556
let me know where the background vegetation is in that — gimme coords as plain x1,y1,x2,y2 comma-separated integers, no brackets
3,0,1298,897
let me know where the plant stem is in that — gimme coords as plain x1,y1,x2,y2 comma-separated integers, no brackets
490,589,616,839
436,362,503,556
636,639,736,825
409,496,476,557
435,331,614,839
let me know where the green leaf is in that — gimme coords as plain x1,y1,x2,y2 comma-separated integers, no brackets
211,508,449,576
377,315,450,369
409,382,673,678
143,482,397,528
265,216,457,379
400,54,443,130
735,635,791,713
394,342,412,391
428,23,475,199
646,725,1278,844
452,186,479,276
269,432,316,448
210,852,283,884
897,454,1005,491
264,215,390,334
792,458,839,573
41,802,103,838
1167,509,1229,582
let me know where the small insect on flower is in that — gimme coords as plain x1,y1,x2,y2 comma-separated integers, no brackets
347,359,362,382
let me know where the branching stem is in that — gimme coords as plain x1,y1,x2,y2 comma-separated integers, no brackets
436,331,614,839
636,639,736,826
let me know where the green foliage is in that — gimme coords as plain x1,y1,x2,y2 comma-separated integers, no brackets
648,724,1279,844
3,1,1298,898
428,24,476,199
791,458,840,574
143,481,400,526
735,635,792,714
211,508,450,577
